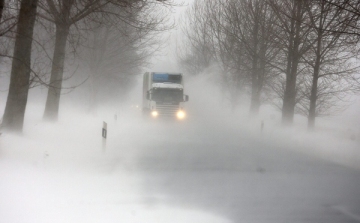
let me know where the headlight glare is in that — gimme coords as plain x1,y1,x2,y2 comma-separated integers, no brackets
151,111,158,117
176,110,186,119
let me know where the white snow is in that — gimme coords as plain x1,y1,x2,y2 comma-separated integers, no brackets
0,108,232,223
1,74,359,223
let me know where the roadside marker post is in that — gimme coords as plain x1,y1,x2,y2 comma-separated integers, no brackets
102,122,107,138
102,121,107,150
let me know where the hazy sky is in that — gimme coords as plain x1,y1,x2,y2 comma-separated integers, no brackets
150,0,193,72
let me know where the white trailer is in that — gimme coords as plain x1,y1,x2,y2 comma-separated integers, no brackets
142,72,189,119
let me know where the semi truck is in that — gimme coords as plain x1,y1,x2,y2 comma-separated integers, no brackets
142,72,189,120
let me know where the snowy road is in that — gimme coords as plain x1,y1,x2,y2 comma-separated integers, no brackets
1,112,360,223
116,118,360,223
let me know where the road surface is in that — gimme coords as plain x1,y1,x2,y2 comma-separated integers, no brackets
113,117,360,223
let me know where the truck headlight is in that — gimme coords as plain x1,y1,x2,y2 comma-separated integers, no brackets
151,111,158,117
176,110,186,119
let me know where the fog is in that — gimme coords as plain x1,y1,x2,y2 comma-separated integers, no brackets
1,0,360,221
1,67,360,222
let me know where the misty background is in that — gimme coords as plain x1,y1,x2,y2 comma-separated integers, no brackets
1,0,360,223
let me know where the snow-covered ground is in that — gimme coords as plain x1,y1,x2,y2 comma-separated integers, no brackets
0,106,234,223
185,74,360,170
1,74,360,223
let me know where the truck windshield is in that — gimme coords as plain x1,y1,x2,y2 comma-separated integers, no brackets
152,88,183,103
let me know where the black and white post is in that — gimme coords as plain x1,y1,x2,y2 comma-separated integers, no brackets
102,122,107,138
102,121,107,150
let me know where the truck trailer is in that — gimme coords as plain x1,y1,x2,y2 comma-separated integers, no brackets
142,72,189,120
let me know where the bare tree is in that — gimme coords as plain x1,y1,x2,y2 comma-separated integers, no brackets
299,0,360,129
0,0,18,36
38,0,176,121
0,0,4,22
38,0,104,121
0,0,19,59
1,0,38,132
221,0,278,114
178,0,247,109
323,0,360,37
178,0,360,125
0,0,9,65
79,15,154,112
267,0,316,125
211,0,248,110
179,0,280,112
177,0,215,76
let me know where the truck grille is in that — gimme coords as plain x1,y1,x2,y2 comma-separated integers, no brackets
156,104,179,116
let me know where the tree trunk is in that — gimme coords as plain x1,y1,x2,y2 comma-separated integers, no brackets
307,68,319,129
308,30,323,130
250,84,261,114
250,52,261,114
0,0,5,22
282,43,300,124
1,0,38,132
251,39,267,115
250,3,260,115
281,0,303,125
43,24,69,121
281,67,297,124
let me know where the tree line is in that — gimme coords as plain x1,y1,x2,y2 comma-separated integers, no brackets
178,0,360,129
1,0,176,132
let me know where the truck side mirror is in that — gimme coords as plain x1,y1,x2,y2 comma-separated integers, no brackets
146,92,150,100
184,95,189,102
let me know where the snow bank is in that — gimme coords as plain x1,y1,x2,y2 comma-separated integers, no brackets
0,105,231,223
0,72,359,223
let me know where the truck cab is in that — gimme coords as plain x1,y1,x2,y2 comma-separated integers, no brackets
143,72,189,120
